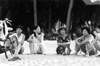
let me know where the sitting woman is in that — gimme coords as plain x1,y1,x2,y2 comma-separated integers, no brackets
56,27,71,55
75,27,96,56
27,25,45,54
91,25,100,56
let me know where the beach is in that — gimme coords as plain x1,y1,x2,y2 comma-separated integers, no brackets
0,54,100,66
0,41,100,66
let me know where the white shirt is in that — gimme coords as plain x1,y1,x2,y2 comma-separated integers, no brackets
28,33,44,44
10,33,25,43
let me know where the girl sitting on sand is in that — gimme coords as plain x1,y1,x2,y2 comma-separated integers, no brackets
56,27,71,55
27,25,45,54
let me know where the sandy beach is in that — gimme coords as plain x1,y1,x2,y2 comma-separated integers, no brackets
0,54,100,66
0,41,100,66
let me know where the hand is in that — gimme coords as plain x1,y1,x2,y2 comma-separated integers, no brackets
19,42,24,45
93,31,97,35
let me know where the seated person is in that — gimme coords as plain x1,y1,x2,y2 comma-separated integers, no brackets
75,27,96,56
27,25,45,54
56,27,71,55
7,25,25,61
91,25,100,56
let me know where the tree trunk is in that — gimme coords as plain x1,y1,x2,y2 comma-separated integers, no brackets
0,0,1,19
49,3,51,30
33,0,37,26
66,0,74,34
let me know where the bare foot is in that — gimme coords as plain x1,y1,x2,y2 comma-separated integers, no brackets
85,54,89,57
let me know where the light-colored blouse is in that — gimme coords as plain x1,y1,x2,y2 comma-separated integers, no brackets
27,33,44,44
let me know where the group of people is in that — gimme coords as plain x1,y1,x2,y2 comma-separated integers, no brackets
0,20,100,61
5,25,45,61
56,25,100,57
0,19,46,61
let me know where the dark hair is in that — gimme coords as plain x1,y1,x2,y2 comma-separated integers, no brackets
17,25,23,30
91,31,96,38
33,25,39,31
33,25,41,37
96,25,100,29
82,27,91,34
58,27,67,34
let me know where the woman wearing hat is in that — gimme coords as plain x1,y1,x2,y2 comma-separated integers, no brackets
56,27,71,55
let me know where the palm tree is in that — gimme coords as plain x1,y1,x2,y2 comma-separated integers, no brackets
0,0,1,19
66,0,74,34
33,0,37,26
49,3,51,30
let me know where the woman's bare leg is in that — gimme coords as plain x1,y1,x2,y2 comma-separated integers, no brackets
85,43,90,56
13,43,21,57
75,44,80,55
39,44,45,54
33,43,38,54
93,42,100,56
29,42,34,54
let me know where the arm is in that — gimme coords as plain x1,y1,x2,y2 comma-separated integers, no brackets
27,34,34,43
41,33,44,43
20,34,25,45
75,36,84,45
91,34,100,44
57,35,70,46
80,36,91,45
36,33,44,43
27,34,40,44
96,35,100,42
57,42,70,46
91,37,97,45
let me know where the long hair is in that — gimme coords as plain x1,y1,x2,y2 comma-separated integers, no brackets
82,27,91,34
33,25,41,38
96,25,100,29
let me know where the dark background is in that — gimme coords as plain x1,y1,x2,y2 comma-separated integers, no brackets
0,0,100,39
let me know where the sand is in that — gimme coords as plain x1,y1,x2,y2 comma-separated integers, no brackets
0,54,100,66
0,41,100,66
